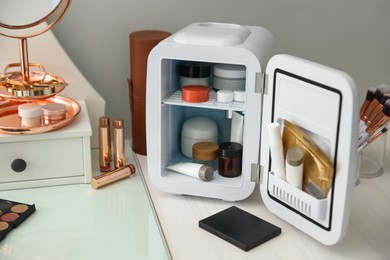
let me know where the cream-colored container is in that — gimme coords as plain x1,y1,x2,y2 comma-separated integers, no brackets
213,64,246,91
181,117,218,159
18,103,42,127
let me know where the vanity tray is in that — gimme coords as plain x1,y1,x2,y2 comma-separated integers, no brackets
0,96,80,135
0,63,67,100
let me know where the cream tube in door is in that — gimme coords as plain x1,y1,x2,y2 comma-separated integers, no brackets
268,122,286,180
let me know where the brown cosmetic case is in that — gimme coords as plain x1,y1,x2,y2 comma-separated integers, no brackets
129,30,171,155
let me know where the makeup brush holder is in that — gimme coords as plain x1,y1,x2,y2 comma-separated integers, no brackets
358,131,387,180
146,22,359,245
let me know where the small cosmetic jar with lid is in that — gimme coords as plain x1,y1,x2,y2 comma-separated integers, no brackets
42,103,67,124
181,117,218,159
218,142,243,177
217,90,234,103
192,142,219,170
178,62,211,89
18,103,42,127
233,90,245,102
182,85,210,103
213,64,246,91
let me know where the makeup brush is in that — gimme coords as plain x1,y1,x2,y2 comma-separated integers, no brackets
359,100,390,145
366,99,390,135
359,85,390,133
360,86,376,117
360,84,390,123
358,125,389,152
359,121,388,147
366,93,390,124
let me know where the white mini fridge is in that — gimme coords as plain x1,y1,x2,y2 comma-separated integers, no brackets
146,22,359,245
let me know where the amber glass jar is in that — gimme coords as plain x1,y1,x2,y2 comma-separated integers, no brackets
218,142,243,177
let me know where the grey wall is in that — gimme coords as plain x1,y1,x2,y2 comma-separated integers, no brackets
52,0,390,139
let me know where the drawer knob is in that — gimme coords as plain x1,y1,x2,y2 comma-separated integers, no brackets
11,159,27,173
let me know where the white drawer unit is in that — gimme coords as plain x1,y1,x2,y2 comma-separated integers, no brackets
0,100,92,190
146,23,359,245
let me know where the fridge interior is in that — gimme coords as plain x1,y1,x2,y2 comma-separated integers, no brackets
159,58,246,188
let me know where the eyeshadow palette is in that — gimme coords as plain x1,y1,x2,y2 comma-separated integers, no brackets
199,206,281,251
0,199,36,242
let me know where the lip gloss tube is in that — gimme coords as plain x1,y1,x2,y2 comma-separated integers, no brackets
113,118,125,169
91,164,136,189
99,116,111,172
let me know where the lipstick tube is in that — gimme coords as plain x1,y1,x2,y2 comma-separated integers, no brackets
91,164,136,189
99,116,111,172
113,118,125,169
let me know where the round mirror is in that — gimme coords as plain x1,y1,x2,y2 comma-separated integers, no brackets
0,0,70,39
0,0,71,99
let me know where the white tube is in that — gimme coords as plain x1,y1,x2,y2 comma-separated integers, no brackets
268,122,286,180
230,111,244,144
285,147,304,189
166,162,213,181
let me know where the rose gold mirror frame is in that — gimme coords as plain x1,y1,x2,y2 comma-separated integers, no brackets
0,0,71,84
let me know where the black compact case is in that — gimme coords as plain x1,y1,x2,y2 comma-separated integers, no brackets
0,199,36,242
199,206,281,251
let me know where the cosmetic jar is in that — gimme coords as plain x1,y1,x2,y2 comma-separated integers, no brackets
18,103,42,127
178,62,211,89
181,117,218,159
182,85,209,103
233,90,245,102
213,64,246,91
218,142,243,177
192,142,219,170
41,103,67,124
217,90,233,103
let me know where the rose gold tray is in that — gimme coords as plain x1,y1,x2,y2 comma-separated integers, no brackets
0,96,80,135
0,63,67,100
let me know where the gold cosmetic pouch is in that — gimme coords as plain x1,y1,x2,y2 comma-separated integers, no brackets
282,120,333,199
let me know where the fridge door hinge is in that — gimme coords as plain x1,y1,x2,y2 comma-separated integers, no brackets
250,163,264,184
255,72,268,94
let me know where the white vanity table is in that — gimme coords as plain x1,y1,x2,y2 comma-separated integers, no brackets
0,143,170,260
136,153,390,260
0,142,388,259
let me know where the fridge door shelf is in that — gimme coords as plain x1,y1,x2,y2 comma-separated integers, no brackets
268,173,328,220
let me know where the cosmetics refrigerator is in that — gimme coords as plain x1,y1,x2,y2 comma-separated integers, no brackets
146,22,359,245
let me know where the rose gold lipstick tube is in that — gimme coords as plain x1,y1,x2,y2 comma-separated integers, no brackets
99,116,111,172
91,164,136,189
113,118,125,169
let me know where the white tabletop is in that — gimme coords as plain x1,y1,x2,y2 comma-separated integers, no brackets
136,153,390,260
1,142,388,260
0,144,170,260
